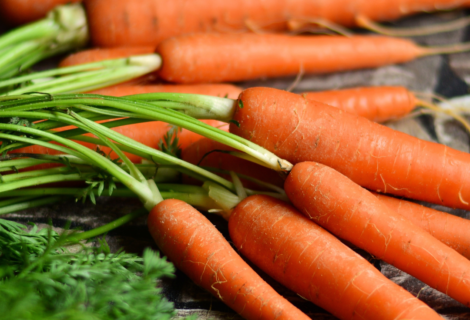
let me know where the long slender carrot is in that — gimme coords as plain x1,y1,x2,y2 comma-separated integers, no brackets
83,0,470,47
284,161,470,307
229,87,470,210
228,194,443,320
0,0,81,26
156,33,467,83
302,86,416,122
373,192,470,260
147,199,310,320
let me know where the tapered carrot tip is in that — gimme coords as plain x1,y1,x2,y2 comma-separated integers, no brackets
148,199,310,320
285,161,470,307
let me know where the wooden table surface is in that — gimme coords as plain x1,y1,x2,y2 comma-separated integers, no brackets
5,8,470,320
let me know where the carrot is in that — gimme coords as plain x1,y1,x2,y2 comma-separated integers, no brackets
83,0,470,47
285,161,470,307
156,33,468,83
0,0,81,26
373,192,470,260
147,198,310,320
181,137,285,190
229,87,470,210
302,86,416,122
228,194,443,320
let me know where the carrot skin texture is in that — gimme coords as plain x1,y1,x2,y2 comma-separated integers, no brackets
84,0,470,47
0,0,81,26
158,33,424,84
285,161,470,307
229,195,443,320
147,199,310,320
230,87,470,210
302,86,416,122
374,193,470,260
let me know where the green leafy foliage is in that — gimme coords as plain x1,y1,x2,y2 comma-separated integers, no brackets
0,219,179,320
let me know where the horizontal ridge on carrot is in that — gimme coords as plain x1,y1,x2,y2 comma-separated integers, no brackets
228,194,443,320
285,161,470,307
229,87,470,210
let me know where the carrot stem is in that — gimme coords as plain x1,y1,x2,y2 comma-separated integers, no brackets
0,3,87,78
0,196,65,215
3,54,161,95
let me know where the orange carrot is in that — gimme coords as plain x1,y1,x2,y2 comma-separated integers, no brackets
373,192,470,260
83,0,470,47
147,198,310,320
156,33,461,83
302,86,416,122
229,87,470,210
0,0,81,26
228,194,443,320
181,137,284,190
285,161,470,307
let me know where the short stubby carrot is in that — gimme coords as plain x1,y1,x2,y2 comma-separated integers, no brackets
157,33,426,83
374,192,470,260
229,194,443,320
84,0,470,47
302,86,416,122
147,199,310,320
0,0,81,26
284,161,470,307
229,87,470,210
181,137,285,190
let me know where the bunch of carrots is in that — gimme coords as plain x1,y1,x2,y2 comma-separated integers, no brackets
2,1,470,319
